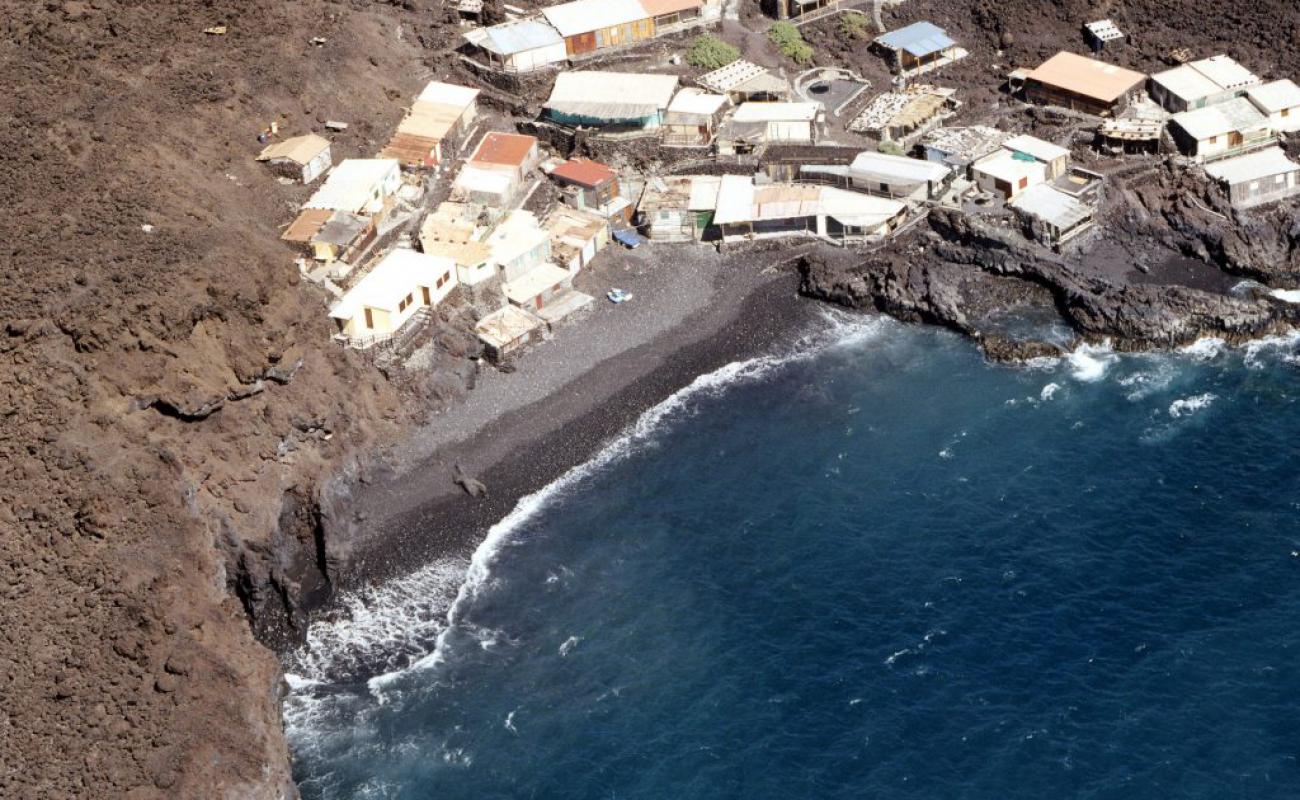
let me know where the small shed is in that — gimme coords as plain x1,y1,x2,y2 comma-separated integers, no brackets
476,305,546,363
697,60,792,103
545,206,611,273
463,19,567,73
663,88,730,146
257,134,332,184
1008,183,1095,246
1083,19,1124,52
311,211,374,264
1203,147,1300,209
503,263,574,310
872,22,960,73
919,126,1011,173
550,158,628,221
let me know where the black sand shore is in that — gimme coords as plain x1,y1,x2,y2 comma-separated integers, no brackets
318,251,828,605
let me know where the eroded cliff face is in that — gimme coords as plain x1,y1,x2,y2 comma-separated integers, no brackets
0,1,465,796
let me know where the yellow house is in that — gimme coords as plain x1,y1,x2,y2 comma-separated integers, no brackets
328,249,457,347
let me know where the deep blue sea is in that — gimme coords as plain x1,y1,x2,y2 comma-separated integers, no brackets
286,313,1300,799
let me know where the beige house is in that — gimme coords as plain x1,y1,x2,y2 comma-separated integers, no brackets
257,134,332,183
381,81,481,169
328,249,457,347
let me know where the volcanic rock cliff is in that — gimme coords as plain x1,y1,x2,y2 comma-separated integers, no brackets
0,1,469,796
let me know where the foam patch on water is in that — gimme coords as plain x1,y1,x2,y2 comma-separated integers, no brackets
1179,337,1227,361
1067,342,1117,383
299,310,893,701
1040,383,1060,401
1168,393,1217,418
1244,331,1300,370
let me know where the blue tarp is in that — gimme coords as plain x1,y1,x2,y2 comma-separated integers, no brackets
876,21,955,59
612,229,648,248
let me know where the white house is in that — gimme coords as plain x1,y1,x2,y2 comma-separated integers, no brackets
972,149,1047,199
304,159,402,215
1149,55,1261,113
1246,79,1300,134
328,249,457,347
463,18,567,73
256,134,332,184
1169,96,1273,161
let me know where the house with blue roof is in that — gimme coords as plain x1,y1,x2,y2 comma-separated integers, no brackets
872,21,963,75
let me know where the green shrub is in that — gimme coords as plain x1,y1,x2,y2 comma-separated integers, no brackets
768,21,814,65
687,35,741,70
877,140,905,156
839,11,872,41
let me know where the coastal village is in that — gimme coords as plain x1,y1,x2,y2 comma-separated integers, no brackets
255,0,1300,369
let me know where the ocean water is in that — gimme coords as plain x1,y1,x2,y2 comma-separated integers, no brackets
286,314,1300,799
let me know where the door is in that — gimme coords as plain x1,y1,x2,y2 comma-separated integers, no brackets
364,308,374,329
1229,131,1244,147
422,287,431,305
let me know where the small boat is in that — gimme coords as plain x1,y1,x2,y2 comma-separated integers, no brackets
607,288,633,304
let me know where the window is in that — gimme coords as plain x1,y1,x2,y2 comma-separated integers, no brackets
1209,135,1218,144
398,298,407,312
1018,177,1029,190
1284,108,1291,118
405,293,414,307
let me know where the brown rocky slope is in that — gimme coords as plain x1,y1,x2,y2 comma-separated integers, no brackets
0,1,467,796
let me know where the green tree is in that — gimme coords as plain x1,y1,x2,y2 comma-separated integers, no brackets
687,35,741,70
768,21,814,65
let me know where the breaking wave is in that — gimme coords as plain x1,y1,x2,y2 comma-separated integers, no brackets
286,309,891,707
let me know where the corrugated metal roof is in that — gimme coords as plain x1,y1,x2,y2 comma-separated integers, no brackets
471,132,538,167
849,151,952,183
1026,52,1146,104
1009,184,1093,230
698,60,767,92
281,208,333,243
874,21,955,58
973,149,1044,184
469,19,562,55
551,158,617,187
380,132,440,165
1247,79,1300,113
1171,96,1268,140
544,71,679,120
713,176,904,228
258,134,329,165
1204,147,1300,185
314,212,369,247
688,176,722,210
398,102,465,140
542,0,647,37
476,305,543,347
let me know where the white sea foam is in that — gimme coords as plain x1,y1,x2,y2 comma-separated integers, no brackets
1067,342,1117,383
1039,383,1060,401
1168,393,1217,418
1244,331,1300,370
319,310,892,699
1179,337,1227,361
559,636,581,657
